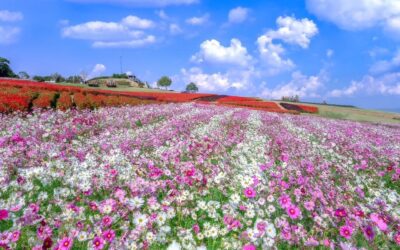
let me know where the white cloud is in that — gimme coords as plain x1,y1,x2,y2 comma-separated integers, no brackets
169,24,182,35
370,50,400,74
0,10,23,22
62,15,156,48
121,16,154,29
261,71,326,99
228,7,250,24
257,16,317,75
326,49,334,58
181,67,254,91
329,73,400,97
186,14,209,26
92,35,156,48
0,26,20,44
306,0,400,38
266,16,318,49
191,38,252,67
257,35,295,75
157,10,169,20
88,64,106,78
68,0,198,7
329,82,363,97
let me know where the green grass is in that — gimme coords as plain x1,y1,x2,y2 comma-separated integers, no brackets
58,82,173,93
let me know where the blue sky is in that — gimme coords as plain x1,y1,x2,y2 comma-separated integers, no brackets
1,0,400,111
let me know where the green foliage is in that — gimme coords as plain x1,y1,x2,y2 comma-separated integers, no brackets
157,76,172,89
112,73,129,79
186,82,199,93
18,71,30,79
0,56,17,77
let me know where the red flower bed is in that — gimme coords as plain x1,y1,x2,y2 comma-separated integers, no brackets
32,92,56,109
280,102,319,113
217,96,259,103
0,93,30,112
57,92,73,111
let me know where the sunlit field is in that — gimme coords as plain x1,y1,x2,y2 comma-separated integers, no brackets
1,103,399,249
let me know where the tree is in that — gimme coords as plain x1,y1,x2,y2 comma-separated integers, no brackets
0,57,17,78
66,75,83,84
185,82,199,93
157,76,172,90
18,71,30,79
80,71,88,83
51,73,65,83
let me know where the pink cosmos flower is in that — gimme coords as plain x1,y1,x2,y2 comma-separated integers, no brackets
304,201,315,211
93,236,105,250
0,210,8,221
244,187,256,198
286,204,301,219
370,213,388,231
363,225,375,241
394,232,400,245
192,224,200,234
339,225,354,239
101,216,113,227
334,207,347,218
242,244,256,250
10,231,20,242
279,194,291,208
58,237,73,250
102,229,115,243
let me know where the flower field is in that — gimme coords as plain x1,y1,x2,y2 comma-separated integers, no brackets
0,79,319,114
0,103,399,250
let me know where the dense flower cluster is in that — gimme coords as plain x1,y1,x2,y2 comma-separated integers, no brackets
0,102,399,249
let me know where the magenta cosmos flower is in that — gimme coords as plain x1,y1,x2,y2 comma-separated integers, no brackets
0,210,8,221
286,204,301,219
363,225,375,241
394,232,400,245
279,194,291,208
93,236,105,250
102,229,115,243
334,208,347,218
244,187,256,198
58,237,73,250
242,244,256,250
339,225,354,239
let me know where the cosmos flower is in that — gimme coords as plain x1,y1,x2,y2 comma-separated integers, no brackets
339,225,354,239
244,187,256,198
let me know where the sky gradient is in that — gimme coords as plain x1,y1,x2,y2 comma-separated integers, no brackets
1,0,400,111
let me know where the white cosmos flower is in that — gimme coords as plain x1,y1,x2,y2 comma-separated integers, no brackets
134,214,148,227
266,224,276,238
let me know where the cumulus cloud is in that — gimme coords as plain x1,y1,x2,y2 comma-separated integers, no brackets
257,35,295,75
169,24,182,35
266,16,318,49
329,73,400,97
186,14,209,26
121,16,155,29
93,35,156,48
261,71,326,99
88,64,106,78
191,38,252,67
370,50,400,74
228,7,250,24
0,10,23,22
326,49,334,58
68,0,198,7
62,15,156,48
257,16,318,75
0,26,21,44
0,10,23,45
306,0,400,38
180,67,255,92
